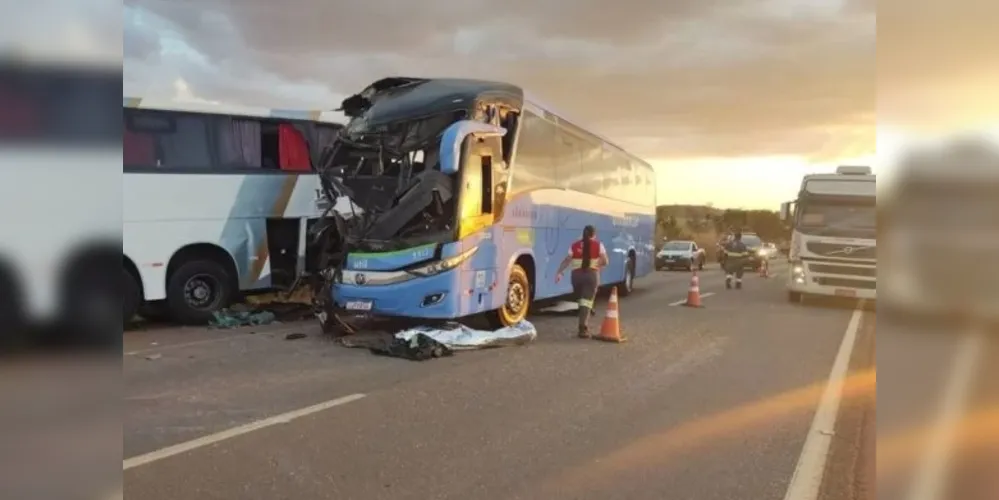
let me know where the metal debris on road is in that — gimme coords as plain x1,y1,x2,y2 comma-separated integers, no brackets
284,333,308,341
209,308,278,329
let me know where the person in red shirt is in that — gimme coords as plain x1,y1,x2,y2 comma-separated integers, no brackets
555,225,609,338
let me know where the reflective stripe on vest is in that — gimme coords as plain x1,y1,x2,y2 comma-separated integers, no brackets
570,239,602,269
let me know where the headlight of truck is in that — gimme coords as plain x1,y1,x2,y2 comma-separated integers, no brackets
406,247,478,277
790,262,806,284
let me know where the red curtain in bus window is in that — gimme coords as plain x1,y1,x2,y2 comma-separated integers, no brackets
124,129,156,166
278,124,312,172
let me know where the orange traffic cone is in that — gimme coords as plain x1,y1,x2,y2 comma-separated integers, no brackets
594,287,626,343
683,273,703,308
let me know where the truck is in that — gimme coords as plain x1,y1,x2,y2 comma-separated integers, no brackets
880,137,998,323
779,166,877,304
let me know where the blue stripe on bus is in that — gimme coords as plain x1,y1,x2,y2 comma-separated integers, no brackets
217,175,294,288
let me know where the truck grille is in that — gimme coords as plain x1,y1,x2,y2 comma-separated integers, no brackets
815,277,876,290
808,263,877,278
806,242,876,260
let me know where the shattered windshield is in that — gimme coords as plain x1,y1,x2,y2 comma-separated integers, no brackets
316,108,470,253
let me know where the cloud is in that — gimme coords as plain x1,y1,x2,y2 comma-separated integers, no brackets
124,0,876,161
878,0,999,132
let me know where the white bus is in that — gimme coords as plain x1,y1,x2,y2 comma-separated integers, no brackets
0,62,122,348
123,98,345,325
780,166,877,303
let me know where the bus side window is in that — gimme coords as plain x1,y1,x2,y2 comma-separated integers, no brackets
124,109,213,169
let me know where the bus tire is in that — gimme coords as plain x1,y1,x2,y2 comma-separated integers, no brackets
58,256,121,348
619,255,636,297
124,268,141,326
488,264,531,328
788,291,803,303
166,259,235,325
0,266,26,349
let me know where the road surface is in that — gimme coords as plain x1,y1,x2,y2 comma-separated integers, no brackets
119,260,931,500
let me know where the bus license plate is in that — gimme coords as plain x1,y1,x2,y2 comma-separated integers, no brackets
834,288,856,298
345,300,373,311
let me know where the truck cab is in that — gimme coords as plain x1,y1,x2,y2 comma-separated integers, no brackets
781,166,877,303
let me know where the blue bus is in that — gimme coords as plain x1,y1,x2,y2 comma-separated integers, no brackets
315,77,656,329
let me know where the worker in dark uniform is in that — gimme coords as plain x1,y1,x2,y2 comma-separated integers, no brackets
722,230,750,290
555,225,609,338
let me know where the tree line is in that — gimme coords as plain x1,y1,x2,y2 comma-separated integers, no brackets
656,206,789,244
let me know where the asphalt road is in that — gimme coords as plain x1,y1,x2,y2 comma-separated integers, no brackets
123,260,881,500
877,312,999,500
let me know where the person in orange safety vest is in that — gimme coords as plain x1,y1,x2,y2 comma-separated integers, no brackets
555,225,609,338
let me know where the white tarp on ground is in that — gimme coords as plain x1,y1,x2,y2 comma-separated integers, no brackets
394,320,537,350
540,301,579,313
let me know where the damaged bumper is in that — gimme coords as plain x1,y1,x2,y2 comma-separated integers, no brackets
332,267,462,319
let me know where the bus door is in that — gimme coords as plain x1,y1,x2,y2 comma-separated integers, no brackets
458,136,504,313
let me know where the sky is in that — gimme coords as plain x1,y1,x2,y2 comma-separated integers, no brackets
119,0,994,209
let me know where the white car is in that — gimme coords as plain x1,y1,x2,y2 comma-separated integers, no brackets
656,240,706,271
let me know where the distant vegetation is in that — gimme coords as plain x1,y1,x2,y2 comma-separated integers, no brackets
655,204,787,258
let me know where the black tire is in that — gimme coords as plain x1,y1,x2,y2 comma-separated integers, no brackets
166,259,235,325
487,264,531,328
124,268,141,325
0,269,26,350
619,255,637,297
58,259,121,348
788,291,803,303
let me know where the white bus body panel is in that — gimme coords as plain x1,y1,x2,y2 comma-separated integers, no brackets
123,172,323,301
0,149,120,320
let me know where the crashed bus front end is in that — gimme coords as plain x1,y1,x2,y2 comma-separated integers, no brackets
311,77,520,332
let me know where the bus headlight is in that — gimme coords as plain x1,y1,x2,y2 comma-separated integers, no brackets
407,247,478,277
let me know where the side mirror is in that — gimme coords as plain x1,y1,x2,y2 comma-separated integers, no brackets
779,201,791,222
439,120,507,175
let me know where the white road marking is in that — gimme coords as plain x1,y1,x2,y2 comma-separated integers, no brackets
905,329,984,500
123,393,366,470
782,305,866,500
124,334,260,356
668,292,715,306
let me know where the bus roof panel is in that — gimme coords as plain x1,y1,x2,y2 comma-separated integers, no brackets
123,97,344,123
348,78,524,125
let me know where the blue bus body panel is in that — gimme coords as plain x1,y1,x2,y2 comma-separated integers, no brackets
332,189,655,319
345,244,436,271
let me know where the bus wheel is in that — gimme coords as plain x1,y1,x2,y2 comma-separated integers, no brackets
124,268,141,326
489,264,531,328
619,256,636,297
166,260,234,325
59,258,120,348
